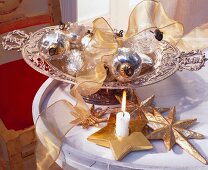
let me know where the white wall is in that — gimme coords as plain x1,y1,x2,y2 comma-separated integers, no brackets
77,0,110,22
129,0,139,8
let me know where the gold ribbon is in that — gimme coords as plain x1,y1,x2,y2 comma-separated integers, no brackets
35,87,96,169
75,17,118,96
125,0,184,44
75,63,107,96
35,100,76,170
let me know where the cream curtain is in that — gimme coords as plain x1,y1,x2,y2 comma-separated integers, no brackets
161,0,208,33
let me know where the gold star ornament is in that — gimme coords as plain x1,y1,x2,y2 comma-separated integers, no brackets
115,91,170,118
71,104,109,128
88,113,152,160
114,91,169,135
145,107,207,164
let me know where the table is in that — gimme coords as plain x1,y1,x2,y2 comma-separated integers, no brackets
32,55,208,169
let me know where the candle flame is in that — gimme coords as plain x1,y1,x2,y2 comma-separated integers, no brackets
121,90,126,112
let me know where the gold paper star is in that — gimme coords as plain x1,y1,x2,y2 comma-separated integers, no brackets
71,105,108,128
145,107,207,164
115,91,169,118
113,91,169,135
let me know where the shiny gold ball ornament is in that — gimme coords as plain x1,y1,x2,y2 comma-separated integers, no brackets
110,47,142,82
38,30,70,60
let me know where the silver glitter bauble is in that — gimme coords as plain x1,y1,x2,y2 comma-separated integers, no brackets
110,47,142,82
39,30,70,60
64,49,84,76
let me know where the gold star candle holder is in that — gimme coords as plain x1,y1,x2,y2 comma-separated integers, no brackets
88,113,152,160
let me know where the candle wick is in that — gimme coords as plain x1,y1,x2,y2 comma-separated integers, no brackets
122,111,125,117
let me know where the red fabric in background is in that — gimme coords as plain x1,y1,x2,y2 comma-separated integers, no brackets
0,59,47,131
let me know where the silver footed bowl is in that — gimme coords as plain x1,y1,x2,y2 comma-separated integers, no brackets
21,26,207,89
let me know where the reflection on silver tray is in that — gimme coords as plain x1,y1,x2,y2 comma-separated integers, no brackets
21,26,206,89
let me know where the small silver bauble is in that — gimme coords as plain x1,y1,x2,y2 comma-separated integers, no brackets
139,53,154,73
39,30,70,60
110,47,142,82
81,34,91,48
66,23,88,44
64,49,84,76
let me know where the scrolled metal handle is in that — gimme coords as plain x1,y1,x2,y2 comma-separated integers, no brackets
177,50,207,71
1,30,31,51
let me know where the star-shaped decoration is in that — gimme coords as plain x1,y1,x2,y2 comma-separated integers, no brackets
110,132,153,160
88,113,147,147
113,91,169,135
115,90,169,119
88,113,152,160
145,107,207,164
71,105,108,128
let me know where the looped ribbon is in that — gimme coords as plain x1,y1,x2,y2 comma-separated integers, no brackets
75,17,118,96
125,0,184,44
35,0,208,169
35,87,98,169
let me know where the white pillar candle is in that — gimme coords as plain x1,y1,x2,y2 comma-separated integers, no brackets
116,90,130,137
116,111,130,137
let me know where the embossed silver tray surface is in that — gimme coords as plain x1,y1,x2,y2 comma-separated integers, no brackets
21,26,206,89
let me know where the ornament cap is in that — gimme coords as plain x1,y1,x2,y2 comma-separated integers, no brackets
154,29,163,41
